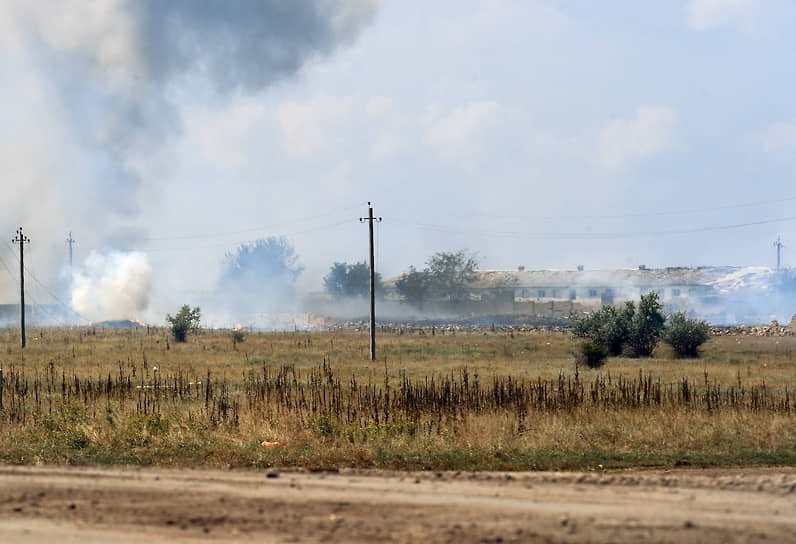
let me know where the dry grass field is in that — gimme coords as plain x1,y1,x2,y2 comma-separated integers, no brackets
0,325,794,471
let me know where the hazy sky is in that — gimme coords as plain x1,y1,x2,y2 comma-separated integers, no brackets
1,0,795,322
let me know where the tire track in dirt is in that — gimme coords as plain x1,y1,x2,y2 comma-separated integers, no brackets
0,466,793,543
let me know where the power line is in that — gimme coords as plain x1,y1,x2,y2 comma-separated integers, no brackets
21,287,71,327
5,238,90,324
22,264,91,324
0,247,16,282
140,203,366,243
141,218,354,252
463,194,796,222
376,219,381,272
394,214,796,241
577,195,796,220
21,238,90,324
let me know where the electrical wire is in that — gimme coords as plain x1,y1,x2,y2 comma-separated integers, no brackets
140,202,366,243
141,218,354,252
23,266,91,324
0,246,16,282
376,218,381,273
461,195,796,222
22,288,71,327
393,214,796,241
4,240,90,324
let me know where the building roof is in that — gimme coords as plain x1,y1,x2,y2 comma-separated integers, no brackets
479,266,779,290
387,266,776,290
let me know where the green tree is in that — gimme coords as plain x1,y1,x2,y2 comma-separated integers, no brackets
395,265,432,309
426,250,479,303
625,291,666,357
166,305,201,342
662,311,711,358
571,302,633,356
571,291,665,361
323,261,383,299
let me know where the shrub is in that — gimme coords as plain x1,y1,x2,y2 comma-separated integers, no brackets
625,292,666,358
663,311,711,358
231,329,246,346
571,292,666,359
576,341,608,369
571,304,631,356
166,305,201,342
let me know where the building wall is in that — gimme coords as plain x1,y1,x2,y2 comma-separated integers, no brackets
408,299,588,319
506,284,713,305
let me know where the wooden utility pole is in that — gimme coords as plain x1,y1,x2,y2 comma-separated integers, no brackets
12,227,30,348
360,202,382,361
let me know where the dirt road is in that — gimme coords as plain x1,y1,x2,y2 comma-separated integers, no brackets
0,465,794,543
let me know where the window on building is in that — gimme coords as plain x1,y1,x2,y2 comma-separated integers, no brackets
537,289,545,298
569,290,576,300
672,288,681,297
588,289,598,297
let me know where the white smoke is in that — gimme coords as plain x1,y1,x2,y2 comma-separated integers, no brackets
71,251,152,321
0,0,378,309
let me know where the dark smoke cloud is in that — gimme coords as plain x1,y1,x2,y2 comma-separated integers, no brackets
134,0,376,91
0,0,377,316
17,0,377,227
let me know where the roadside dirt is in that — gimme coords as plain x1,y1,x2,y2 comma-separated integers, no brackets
0,465,794,543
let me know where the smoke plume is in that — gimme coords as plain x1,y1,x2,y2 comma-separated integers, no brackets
0,0,377,317
71,251,152,321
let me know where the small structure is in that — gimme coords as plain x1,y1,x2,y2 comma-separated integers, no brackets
384,265,787,323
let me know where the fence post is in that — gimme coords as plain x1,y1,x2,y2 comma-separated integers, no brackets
0,368,3,410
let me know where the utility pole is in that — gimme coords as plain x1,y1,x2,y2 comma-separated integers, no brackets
12,227,30,349
65,231,75,276
360,202,382,361
774,236,784,272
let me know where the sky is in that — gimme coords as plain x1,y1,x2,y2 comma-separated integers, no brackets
1,0,795,325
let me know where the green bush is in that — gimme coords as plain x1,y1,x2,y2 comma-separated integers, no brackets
571,291,666,359
571,304,631,356
625,292,666,358
662,311,711,358
576,341,608,369
231,329,246,346
166,305,201,342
